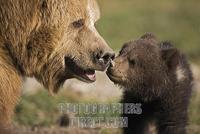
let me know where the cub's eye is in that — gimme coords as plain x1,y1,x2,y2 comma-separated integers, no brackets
129,59,136,66
72,19,85,28
118,51,122,56
119,50,124,56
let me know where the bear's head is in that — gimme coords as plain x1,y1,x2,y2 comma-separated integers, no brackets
1,0,114,93
107,33,180,90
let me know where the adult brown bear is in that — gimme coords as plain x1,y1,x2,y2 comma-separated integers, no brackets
0,0,114,132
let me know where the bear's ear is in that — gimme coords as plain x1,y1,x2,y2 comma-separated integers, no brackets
160,41,179,69
140,32,157,40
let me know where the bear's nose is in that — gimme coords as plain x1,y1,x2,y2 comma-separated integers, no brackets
96,51,115,66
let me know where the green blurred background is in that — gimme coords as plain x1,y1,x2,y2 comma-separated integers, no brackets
14,0,200,133
97,0,200,60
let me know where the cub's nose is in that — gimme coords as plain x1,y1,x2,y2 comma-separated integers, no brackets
96,50,115,66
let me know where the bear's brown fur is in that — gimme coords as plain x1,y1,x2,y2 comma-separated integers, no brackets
0,0,114,132
107,33,193,134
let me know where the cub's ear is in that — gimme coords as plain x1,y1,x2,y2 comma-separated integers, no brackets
160,41,179,69
140,32,157,40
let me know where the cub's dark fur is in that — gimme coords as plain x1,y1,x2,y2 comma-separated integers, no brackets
107,33,193,134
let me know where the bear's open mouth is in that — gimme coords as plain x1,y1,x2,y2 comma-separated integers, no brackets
65,57,96,83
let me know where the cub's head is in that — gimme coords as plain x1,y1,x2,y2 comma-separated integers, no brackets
107,33,180,89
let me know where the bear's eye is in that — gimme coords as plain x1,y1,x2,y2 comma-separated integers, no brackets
129,59,136,66
72,19,85,28
41,0,48,9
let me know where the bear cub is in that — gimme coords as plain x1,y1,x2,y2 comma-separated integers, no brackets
107,33,193,134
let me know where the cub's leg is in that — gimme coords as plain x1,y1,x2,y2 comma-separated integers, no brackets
157,113,187,134
123,114,148,134
157,124,187,134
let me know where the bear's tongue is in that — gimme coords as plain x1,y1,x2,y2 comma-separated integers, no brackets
84,70,96,81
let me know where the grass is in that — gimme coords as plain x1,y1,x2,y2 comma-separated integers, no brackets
14,90,83,126
14,90,121,126
14,89,200,126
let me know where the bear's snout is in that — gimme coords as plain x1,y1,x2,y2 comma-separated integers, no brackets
95,49,115,68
